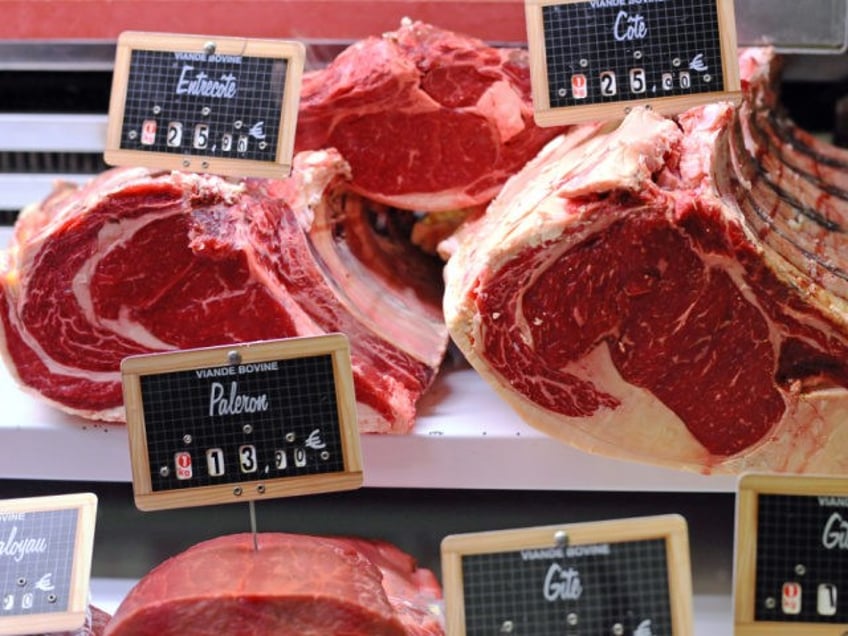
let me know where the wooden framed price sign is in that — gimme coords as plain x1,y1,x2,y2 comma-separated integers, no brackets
735,474,848,635
441,515,693,635
121,334,362,512
524,0,741,126
105,31,305,179
0,493,97,636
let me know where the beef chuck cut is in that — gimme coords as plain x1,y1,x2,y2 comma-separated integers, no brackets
443,49,848,474
295,19,566,212
103,533,444,636
0,150,448,432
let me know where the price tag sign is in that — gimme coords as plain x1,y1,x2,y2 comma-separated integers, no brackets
0,493,97,636
441,515,693,635
105,31,305,179
735,474,848,634
121,334,362,512
524,0,741,126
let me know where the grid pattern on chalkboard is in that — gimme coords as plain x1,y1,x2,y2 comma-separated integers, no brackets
754,494,848,623
140,354,345,492
542,0,725,109
120,49,287,162
0,509,77,617
460,539,673,635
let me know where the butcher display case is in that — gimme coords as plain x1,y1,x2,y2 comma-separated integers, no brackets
1,1,848,633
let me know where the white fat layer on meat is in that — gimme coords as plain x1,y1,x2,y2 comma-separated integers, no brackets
478,340,712,466
512,212,620,349
290,153,448,367
72,214,178,351
350,359,415,433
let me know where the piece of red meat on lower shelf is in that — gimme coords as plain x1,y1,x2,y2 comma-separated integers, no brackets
102,533,444,636
295,19,567,213
443,48,848,474
0,150,448,433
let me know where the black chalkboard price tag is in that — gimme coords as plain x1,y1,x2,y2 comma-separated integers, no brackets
441,515,693,636
121,334,362,512
105,31,305,179
524,0,742,126
735,473,848,635
0,493,97,636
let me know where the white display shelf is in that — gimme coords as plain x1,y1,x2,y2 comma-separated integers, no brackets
0,358,736,491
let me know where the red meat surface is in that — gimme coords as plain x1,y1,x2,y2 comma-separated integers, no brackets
103,533,444,636
0,151,448,432
296,19,566,212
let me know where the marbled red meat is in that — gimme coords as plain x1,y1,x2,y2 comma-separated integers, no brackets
0,151,448,432
444,49,848,473
103,533,444,636
295,19,566,212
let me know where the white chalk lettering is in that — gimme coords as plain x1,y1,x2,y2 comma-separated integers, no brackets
823,512,848,550
0,526,48,563
614,10,648,41
543,564,583,601
175,65,238,99
209,381,269,416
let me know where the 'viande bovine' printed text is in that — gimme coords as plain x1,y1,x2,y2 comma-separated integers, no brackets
588,0,667,8
195,361,280,379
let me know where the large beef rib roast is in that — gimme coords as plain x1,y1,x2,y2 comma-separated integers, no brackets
295,19,566,212
0,150,448,432
103,533,444,636
443,49,848,473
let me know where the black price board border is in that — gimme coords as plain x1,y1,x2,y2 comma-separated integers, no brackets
0,493,97,636
735,473,848,635
121,334,362,512
105,31,305,179
441,514,693,636
524,0,742,126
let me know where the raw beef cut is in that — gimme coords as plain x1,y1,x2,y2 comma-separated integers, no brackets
103,533,444,636
0,150,448,432
295,19,566,212
443,49,848,474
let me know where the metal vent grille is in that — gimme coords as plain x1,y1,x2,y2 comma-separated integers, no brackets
0,151,107,175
